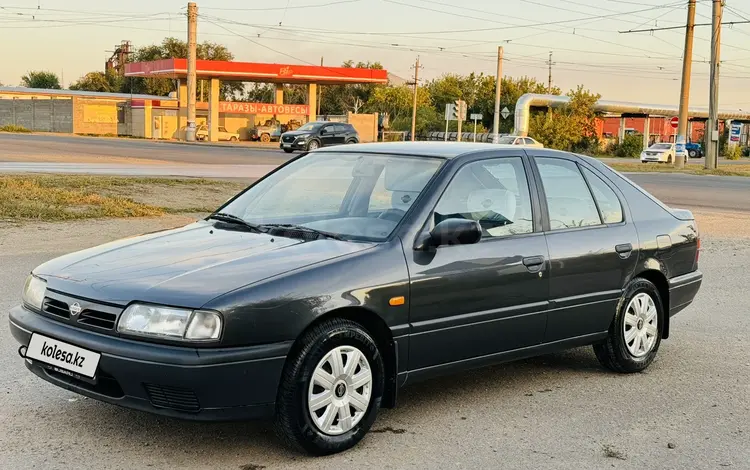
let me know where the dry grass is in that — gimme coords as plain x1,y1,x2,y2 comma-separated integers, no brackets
0,175,244,222
608,162,750,177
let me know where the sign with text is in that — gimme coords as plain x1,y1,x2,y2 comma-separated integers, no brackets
219,102,309,115
730,123,742,144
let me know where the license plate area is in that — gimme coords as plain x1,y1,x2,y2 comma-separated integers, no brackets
25,333,101,379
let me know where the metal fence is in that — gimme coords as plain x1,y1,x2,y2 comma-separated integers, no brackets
0,99,73,132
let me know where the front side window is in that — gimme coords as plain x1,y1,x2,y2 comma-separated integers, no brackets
536,158,602,230
220,152,443,241
433,157,534,238
582,167,624,224
297,122,324,132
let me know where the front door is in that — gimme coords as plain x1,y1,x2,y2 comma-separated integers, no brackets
532,155,639,342
406,155,550,373
319,124,337,146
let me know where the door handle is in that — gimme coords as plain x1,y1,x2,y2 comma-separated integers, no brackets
615,243,633,258
522,255,545,273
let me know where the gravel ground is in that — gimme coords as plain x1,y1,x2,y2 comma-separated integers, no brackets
0,214,748,470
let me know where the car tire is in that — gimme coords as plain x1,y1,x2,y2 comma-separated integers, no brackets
261,134,271,143
689,149,697,158
593,278,664,373
307,140,320,151
667,155,673,164
230,136,238,142
283,148,294,153
345,139,357,145
274,318,384,455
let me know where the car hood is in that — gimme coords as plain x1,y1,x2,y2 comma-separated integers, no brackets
283,130,313,138
645,148,670,153
34,220,372,308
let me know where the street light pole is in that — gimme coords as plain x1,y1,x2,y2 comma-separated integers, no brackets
706,0,723,169
185,2,198,142
675,0,696,169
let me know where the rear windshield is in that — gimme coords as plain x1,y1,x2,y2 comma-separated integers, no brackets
651,143,672,149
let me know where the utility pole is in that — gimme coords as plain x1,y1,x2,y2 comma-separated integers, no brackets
706,0,722,169
675,0,696,169
410,56,421,142
185,2,198,142
317,56,323,117
492,46,504,143
547,51,553,93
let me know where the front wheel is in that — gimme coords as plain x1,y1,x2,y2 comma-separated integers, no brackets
260,134,271,143
593,278,664,373
307,140,320,151
689,149,697,158
283,148,294,153
275,318,384,455
230,136,238,142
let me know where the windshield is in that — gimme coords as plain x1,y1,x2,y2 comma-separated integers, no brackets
297,122,324,132
497,136,516,144
219,152,443,241
651,143,672,150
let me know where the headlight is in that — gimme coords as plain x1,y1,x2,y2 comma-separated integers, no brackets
117,304,222,341
23,275,47,310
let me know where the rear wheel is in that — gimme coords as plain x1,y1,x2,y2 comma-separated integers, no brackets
275,318,384,455
230,136,238,142
260,133,271,143
594,278,664,373
689,149,697,158
345,139,357,145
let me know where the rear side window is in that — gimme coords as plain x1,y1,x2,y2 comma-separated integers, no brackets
581,167,623,224
536,158,602,230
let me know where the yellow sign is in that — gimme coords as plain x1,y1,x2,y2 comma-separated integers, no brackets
82,104,116,124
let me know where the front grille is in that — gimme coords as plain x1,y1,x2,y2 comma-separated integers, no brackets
283,135,295,143
39,290,123,335
78,309,117,330
43,298,70,319
144,384,200,412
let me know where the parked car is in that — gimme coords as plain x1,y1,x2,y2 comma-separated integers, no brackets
10,143,702,455
280,121,359,153
640,142,687,164
196,125,239,142
685,142,703,158
496,135,544,147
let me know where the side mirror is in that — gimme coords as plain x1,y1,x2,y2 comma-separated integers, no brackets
415,218,482,250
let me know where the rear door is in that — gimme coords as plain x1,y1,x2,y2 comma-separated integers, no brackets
530,153,639,342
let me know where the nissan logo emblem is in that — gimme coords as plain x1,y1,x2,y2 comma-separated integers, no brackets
70,303,82,316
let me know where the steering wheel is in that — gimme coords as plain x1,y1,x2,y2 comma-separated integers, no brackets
377,208,406,222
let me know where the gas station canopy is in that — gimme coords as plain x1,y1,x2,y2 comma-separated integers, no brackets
124,59,389,85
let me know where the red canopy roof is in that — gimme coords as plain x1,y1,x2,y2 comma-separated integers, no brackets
124,59,388,85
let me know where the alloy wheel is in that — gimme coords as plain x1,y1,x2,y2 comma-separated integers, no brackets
307,346,372,436
623,292,658,357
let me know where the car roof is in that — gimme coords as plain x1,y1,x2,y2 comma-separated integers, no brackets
316,141,521,159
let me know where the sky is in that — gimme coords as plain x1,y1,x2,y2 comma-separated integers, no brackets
1,0,749,109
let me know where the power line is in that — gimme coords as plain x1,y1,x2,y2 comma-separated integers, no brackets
619,19,750,33
199,0,362,11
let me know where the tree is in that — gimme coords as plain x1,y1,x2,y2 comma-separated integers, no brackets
320,60,385,115
69,70,123,93
20,71,61,89
125,37,241,99
528,86,601,151
365,85,431,122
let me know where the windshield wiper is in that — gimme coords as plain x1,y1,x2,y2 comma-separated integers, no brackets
261,224,347,241
207,213,264,232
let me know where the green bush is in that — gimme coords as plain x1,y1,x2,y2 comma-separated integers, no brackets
0,124,31,133
724,144,743,160
610,134,643,158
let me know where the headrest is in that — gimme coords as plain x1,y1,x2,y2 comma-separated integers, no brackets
467,189,516,220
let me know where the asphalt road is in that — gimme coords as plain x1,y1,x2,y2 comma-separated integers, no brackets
0,132,290,165
0,225,748,469
2,133,748,166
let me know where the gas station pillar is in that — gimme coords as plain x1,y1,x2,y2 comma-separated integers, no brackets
643,116,650,150
208,78,220,142
275,84,284,105
308,83,318,122
178,78,188,140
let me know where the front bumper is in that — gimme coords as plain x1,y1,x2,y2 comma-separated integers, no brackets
9,305,290,421
279,139,308,150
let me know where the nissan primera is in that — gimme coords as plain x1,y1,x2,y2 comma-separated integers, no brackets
10,142,702,455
